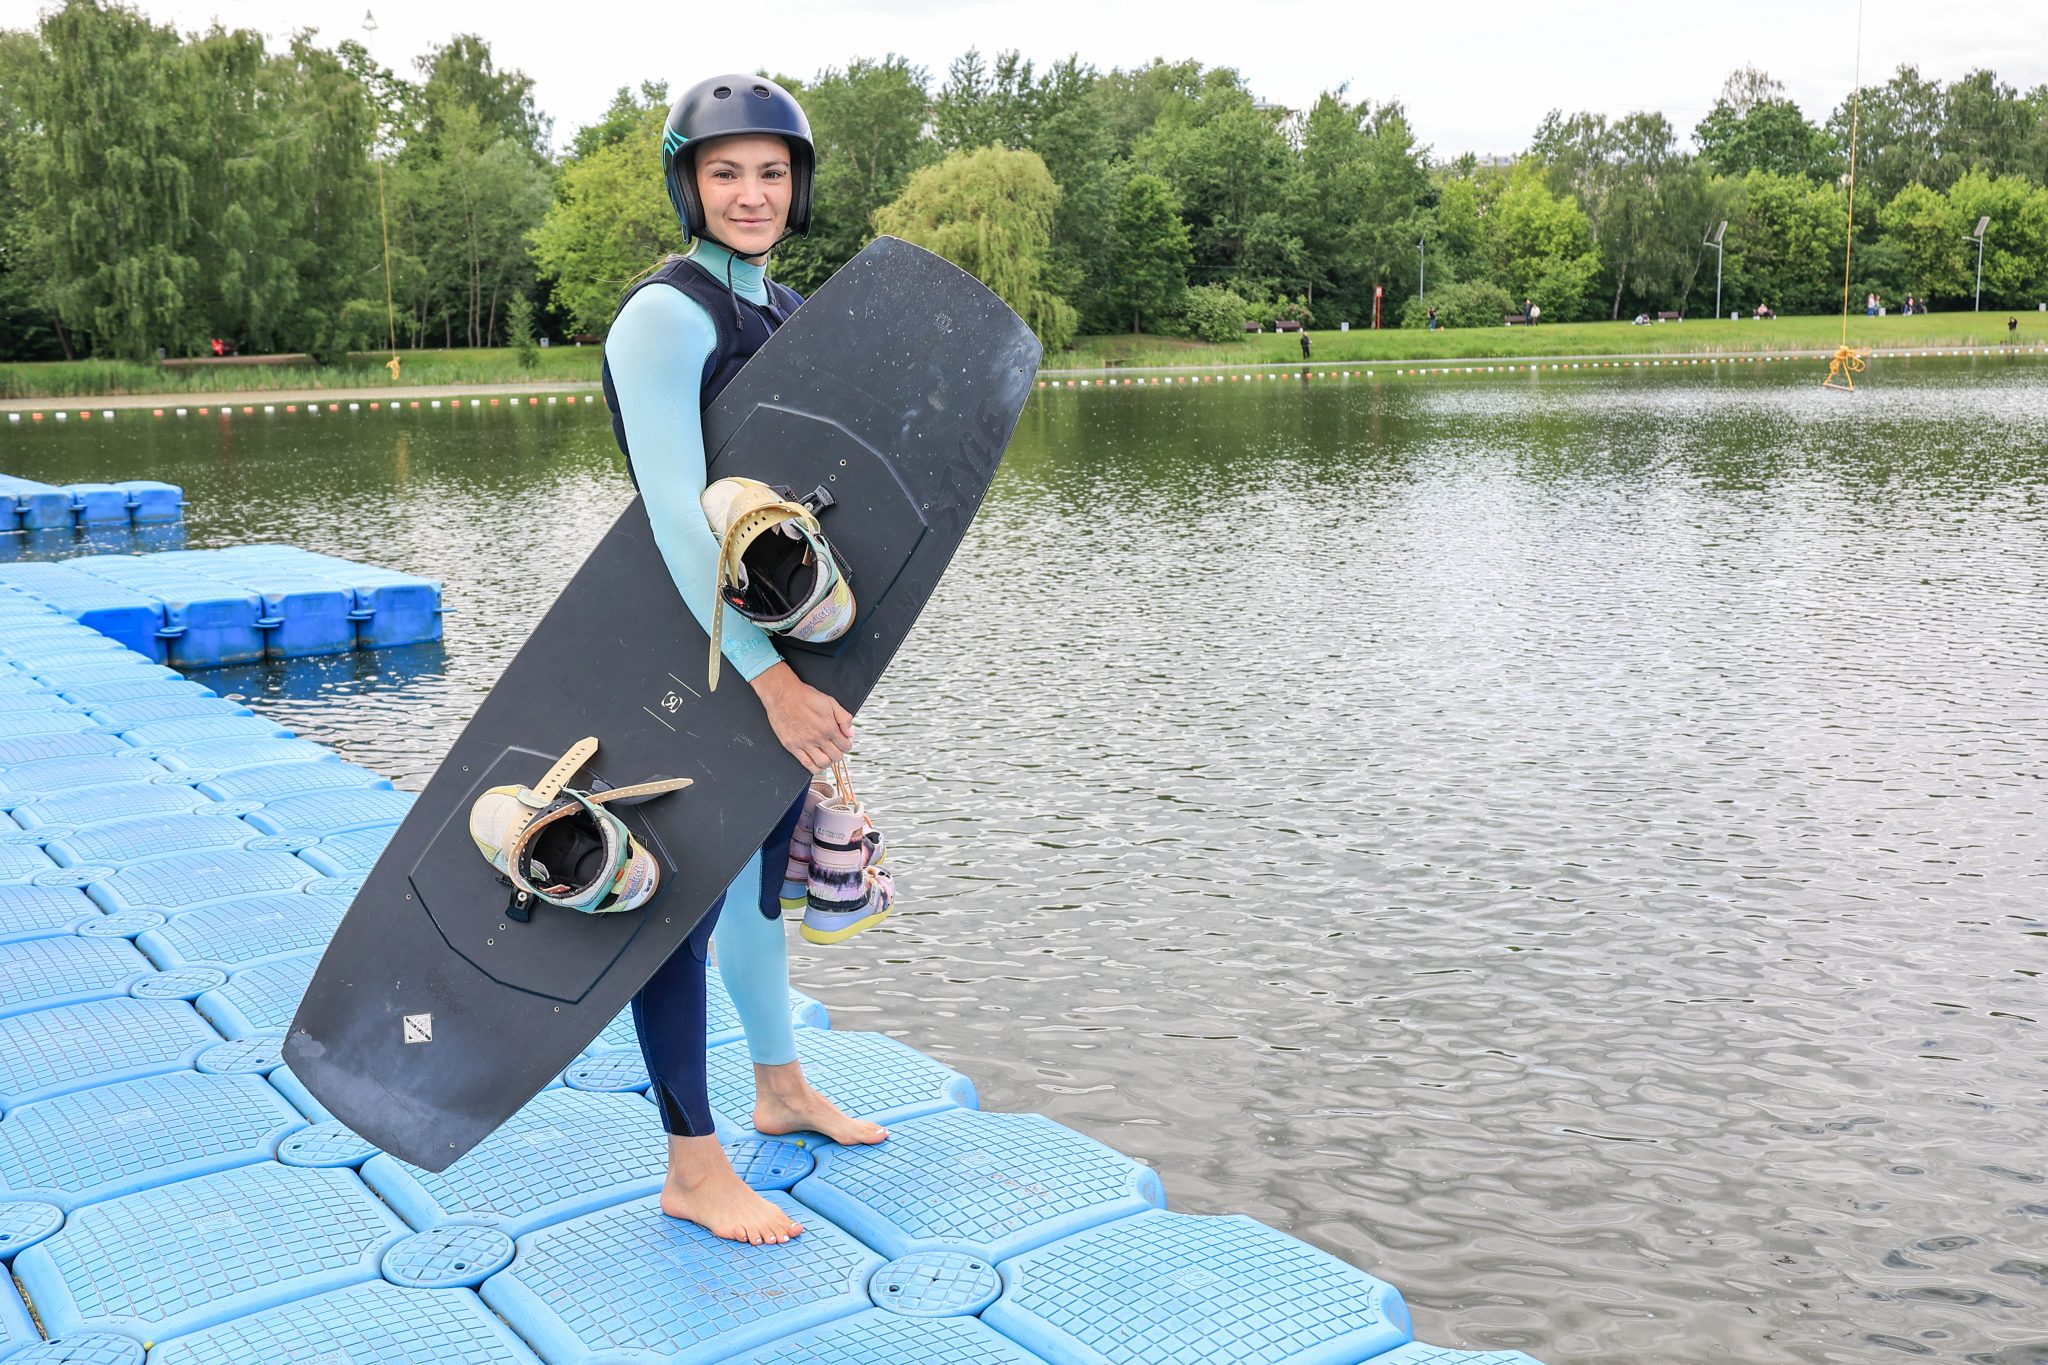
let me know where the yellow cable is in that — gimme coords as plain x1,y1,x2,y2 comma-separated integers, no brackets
1826,0,1869,389
378,155,400,380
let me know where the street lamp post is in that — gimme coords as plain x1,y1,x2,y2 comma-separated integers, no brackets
1704,220,1726,320
1967,216,1989,311
1417,237,1425,300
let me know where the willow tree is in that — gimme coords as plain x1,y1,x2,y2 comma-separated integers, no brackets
873,145,1076,352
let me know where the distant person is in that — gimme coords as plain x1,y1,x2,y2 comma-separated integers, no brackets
1752,303,1775,320
2009,315,2020,342
1427,305,1438,331
1866,292,1880,317
1528,301,1541,325
1633,312,1651,326
1300,329,1311,361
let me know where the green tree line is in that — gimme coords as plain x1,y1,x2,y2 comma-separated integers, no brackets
6,0,2048,363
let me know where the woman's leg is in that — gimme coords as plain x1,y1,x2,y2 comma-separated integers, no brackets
634,894,803,1243
714,805,888,1148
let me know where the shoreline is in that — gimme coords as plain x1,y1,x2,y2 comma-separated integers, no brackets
4,342,2043,413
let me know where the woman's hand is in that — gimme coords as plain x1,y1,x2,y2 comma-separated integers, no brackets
750,662,853,771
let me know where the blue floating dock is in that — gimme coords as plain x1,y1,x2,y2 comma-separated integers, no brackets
362,1088,667,1238
0,580,1551,1365
480,1193,885,1365
794,1107,1165,1260
0,546,437,667
0,1070,303,1210
11,1161,410,1341
984,1211,1414,1365
727,1310,1049,1363
147,1281,543,1365
134,893,346,971
0,475,184,532
241,787,414,837
0,885,101,944
193,956,317,1038
0,475,74,532
707,1028,978,1135
0,937,154,1018
0,996,219,1113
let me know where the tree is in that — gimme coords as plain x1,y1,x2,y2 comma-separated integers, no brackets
1104,173,1189,331
0,28,60,359
504,289,537,366
873,145,1076,352
1484,165,1600,320
770,56,931,294
415,35,550,163
190,30,382,360
1942,170,2048,306
1721,170,1848,316
1876,182,1968,302
1830,66,1945,202
570,80,669,160
1134,70,1302,298
1298,91,1432,323
531,105,673,333
1694,67,1828,178
1028,58,1123,332
1940,70,2036,182
22,0,201,359
933,48,1038,152
1534,109,1705,318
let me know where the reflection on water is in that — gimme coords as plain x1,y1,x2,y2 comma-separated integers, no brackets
6,360,2046,1365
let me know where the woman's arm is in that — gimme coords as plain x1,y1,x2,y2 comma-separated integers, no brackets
605,285,852,768
607,285,783,682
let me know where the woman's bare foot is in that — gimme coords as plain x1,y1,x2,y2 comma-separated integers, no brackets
753,1060,888,1146
659,1135,804,1244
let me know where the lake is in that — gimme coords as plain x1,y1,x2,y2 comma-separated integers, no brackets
6,356,2044,1364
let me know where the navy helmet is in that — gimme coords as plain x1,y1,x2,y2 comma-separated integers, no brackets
661,75,815,244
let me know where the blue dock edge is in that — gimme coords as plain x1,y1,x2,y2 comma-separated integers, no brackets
0,589,1548,1365
0,545,441,667
0,475,184,532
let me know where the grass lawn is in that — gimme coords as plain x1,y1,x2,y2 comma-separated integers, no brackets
1052,311,2038,371
4,312,2039,400
0,346,605,401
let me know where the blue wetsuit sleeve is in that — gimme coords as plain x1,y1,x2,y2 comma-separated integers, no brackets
605,285,784,683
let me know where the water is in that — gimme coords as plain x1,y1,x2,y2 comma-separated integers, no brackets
6,361,2045,1364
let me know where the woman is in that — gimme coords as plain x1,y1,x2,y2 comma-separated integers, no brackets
601,74,885,1246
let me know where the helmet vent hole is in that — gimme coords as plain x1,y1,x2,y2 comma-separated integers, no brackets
713,85,732,99
753,84,770,97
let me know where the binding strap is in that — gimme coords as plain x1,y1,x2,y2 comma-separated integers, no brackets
704,480,825,691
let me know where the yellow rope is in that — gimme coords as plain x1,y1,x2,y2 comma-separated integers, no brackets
1826,0,1870,389
378,155,400,381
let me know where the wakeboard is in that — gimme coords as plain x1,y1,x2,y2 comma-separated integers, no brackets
285,237,1040,1170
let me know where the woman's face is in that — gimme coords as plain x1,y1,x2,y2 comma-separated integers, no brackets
695,134,792,258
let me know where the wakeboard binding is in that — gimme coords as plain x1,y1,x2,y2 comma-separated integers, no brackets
468,736,693,919
701,476,855,689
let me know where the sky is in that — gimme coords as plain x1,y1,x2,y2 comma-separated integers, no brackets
7,0,2047,158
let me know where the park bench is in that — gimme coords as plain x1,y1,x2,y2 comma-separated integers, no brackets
1657,311,1683,322
1504,313,1529,326
1242,321,1263,333
1273,320,1302,332
160,353,315,369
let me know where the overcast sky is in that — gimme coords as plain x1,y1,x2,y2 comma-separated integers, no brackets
7,0,2046,158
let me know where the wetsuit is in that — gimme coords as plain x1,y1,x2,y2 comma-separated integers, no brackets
603,239,810,1137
